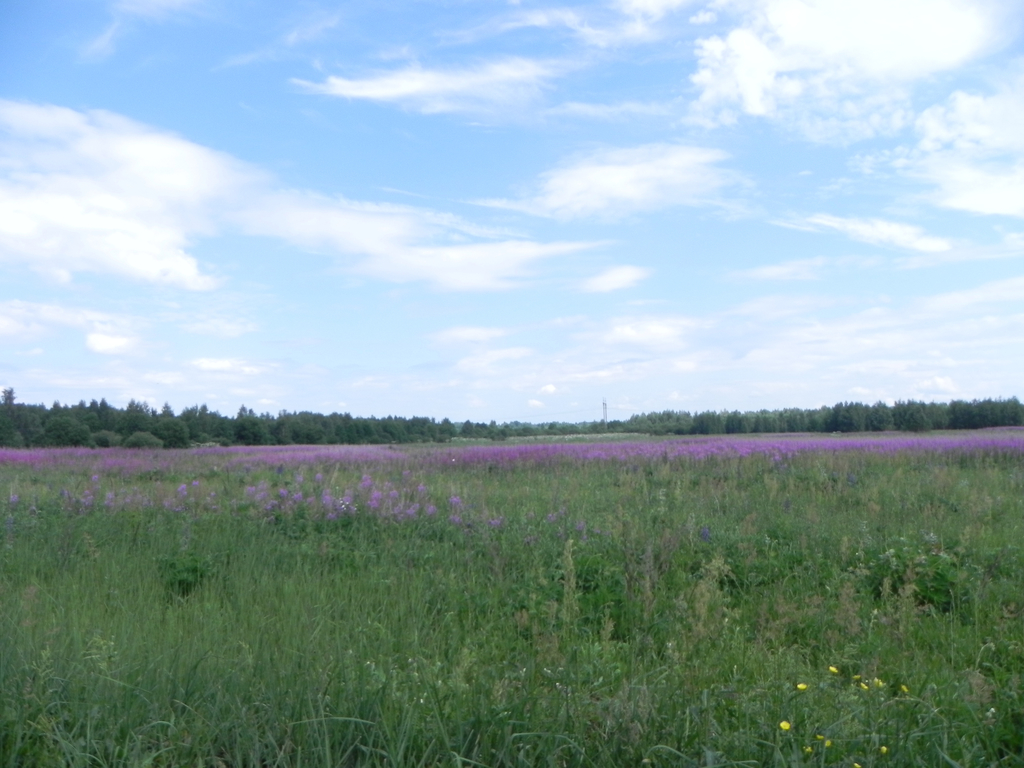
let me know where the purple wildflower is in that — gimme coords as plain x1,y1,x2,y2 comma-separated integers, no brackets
425,505,437,516
368,491,383,509
488,517,504,528
449,514,462,525
191,480,199,487
91,475,99,483
292,491,303,502
360,475,373,489
177,484,187,496
295,474,304,484
417,484,427,494
314,473,323,483
8,494,18,505
449,495,462,509
700,526,711,543
278,488,288,498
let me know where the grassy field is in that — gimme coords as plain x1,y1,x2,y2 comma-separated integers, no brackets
2,433,1023,767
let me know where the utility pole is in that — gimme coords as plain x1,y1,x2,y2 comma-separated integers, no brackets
602,398,607,429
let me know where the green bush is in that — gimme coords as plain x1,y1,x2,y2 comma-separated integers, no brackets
122,431,164,449
42,416,95,447
92,430,121,448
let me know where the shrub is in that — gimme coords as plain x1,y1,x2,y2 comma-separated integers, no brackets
42,416,95,447
92,430,121,448
122,431,164,449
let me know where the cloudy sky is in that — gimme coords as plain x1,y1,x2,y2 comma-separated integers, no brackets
2,0,1023,422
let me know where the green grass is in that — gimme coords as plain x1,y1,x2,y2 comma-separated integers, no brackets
2,445,1023,766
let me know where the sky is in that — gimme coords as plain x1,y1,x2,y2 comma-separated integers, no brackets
1,0,1024,423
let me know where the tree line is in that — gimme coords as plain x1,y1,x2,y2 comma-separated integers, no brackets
0,387,1021,448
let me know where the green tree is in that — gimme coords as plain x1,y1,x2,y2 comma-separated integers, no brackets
43,416,95,447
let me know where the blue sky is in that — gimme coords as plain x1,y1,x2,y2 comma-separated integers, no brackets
2,0,1023,422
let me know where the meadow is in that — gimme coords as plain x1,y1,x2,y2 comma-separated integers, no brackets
2,432,1023,767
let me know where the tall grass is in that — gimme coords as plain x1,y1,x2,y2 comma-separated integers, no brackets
2,436,1023,766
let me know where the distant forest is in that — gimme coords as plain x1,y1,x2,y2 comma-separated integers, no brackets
0,387,1022,448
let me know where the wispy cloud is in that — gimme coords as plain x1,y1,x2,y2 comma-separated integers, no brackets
796,214,952,252
0,300,140,354
581,265,651,292
293,58,565,115
477,143,737,219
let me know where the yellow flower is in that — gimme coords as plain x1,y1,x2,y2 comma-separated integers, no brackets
900,684,909,694
796,683,808,691
824,740,832,748
829,666,839,674
815,734,824,741
880,746,889,755
854,763,863,768
803,746,813,755
874,678,885,688
780,721,791,731
860,682,869,690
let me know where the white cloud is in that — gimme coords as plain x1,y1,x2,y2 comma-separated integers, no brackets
0,300,140,354
293,58,563,115
86,333,137,354
690,0,1008,141
801,214,951,252
617,0,700,20
905,79,1024,217
433,326,509,344
240,191,593,290
0,100,247,289
735,256,828,280
479,143,735,218
689,10,717,24
539,384,558,394
604,316,696,347
0,101,590,292
190,358,267,375
581,265,651,292
527,398,545,407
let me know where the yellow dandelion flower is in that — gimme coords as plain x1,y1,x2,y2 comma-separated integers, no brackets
860,682,869,690
815,734,824,741
824,740,832,748
796,683,808,691
779,721,791,731
829,666,839,674
880,746,888,755
900,684,909,694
